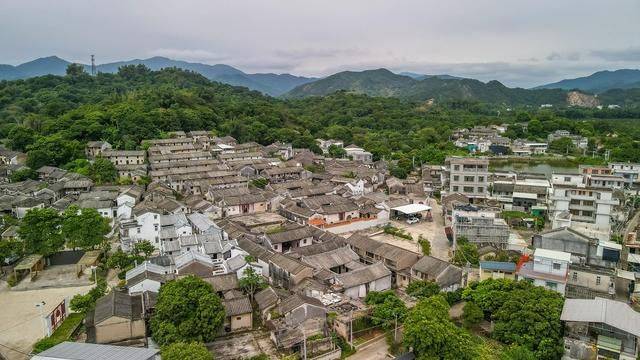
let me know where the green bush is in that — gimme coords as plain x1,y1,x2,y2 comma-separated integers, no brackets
6,273,18,287
32,313,84,353
462,302,484,328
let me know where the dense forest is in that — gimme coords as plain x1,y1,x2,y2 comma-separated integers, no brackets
1,65,640,175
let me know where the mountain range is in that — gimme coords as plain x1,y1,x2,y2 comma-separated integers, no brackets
283,68,569,106
535,69,640,93
1,56,639,105
0,56,316,96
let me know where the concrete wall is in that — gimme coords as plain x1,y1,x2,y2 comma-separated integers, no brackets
95,317,145,344
230,312,252,331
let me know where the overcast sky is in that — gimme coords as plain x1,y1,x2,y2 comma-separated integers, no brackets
1,0,639,87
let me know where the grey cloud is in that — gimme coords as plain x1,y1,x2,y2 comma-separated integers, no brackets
546,51,581,61
591,47,640,61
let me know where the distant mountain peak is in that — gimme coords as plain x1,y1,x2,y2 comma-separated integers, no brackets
534,68,640,93
0,55,315,96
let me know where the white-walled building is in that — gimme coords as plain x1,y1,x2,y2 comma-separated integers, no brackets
549,186,618,229
517,248,571,295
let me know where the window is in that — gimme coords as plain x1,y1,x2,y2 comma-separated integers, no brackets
477,176,484,182
572,272,577,281
137,228,141,234
463,186,474,193
564,176,571,182
236,316,242,320
545,281,557,290
464,176,475,182
477,187,484,193
453,175,459,181
596,276,601,285
552,263,561,270
453,186,459,192
453,165,460,171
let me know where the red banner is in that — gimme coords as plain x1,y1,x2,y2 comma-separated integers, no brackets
49,300,67,332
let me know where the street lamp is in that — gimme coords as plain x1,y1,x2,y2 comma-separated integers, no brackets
89,266,97,284
35,301,47,337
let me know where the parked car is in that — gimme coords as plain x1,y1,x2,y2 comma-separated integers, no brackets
406,217,419,225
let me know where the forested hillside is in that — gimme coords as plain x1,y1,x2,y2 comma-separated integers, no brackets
2,65,640,175
285,68,640,107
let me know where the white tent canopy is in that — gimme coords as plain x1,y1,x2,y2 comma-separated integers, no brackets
391,203,432,215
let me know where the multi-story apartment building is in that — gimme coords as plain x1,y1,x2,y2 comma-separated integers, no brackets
609,162,640,184
550,185,618,228
444,157,489,200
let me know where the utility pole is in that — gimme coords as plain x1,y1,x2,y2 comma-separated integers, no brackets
394,313,398,343
302,328,307,360
349,311,354,345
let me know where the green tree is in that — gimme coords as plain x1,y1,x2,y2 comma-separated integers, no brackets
452,236,479,266
66,63,86,77
62,206,110,250
549,137,576,154
463,279,564,360
150,276,225,346
462,301,483,328
406,280,440,299
364,291,407,329
9,168,38,182
69,278,107,313
500,345,536,360
133,240,156,259
250,178,268,189
89,158,118,184
18,208,64,257
6,126,36,151
239,266,266,301
106,248,139,272
162,342,213,360
0,240,22,265
328,144,347,158
404,295,478,360
418,235,431,256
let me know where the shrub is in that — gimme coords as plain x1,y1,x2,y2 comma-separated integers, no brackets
462,302,483,328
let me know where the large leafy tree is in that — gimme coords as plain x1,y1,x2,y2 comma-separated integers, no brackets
88,158,118,184
238,265,266,301
452,236,479,267
404,295,478,360
364,291,407,329
462,301,483,329
162,342,213,360
463,279,564,360
62,206,110,250
406,280,440,299
0,240,22,265
133,240,156,259
6,125,36,151
18,208,64,257
151,276,225,346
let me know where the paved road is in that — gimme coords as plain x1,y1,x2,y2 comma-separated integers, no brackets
348,336,391,360
0,285,92,360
